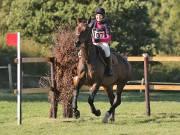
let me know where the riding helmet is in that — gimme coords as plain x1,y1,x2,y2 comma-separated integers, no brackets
95,7,105,16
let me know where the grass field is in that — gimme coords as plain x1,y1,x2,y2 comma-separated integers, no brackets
0,89,180,135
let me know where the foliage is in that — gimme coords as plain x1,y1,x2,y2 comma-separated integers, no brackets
149,62,180,82
53,25,79,117
103,0,158,55
0,0,159,55
0,0,179,87
1,0,179,55
147,0,180,55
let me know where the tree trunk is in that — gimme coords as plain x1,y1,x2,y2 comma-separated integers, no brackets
63,101,73,118
49,90,58,118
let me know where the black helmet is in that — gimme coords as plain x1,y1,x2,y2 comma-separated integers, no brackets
95,7,105,16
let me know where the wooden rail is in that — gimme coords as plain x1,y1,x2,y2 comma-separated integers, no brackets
15,56,180,62
0,66,8,69
16,55,180,92
127,55,180,92
0,64,13,91
14,55,180,116
128,56,180,62
14,84,180,94
14,57,52,63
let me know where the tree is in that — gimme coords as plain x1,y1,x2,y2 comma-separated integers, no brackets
148,0,180,55
102,0,158,55
1,0,158,55
0,0,15,35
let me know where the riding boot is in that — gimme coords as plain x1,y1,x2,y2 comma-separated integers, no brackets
105,56,113,76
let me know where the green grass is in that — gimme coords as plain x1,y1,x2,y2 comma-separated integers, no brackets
0,90,180,135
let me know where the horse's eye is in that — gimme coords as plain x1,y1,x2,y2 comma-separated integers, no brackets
76,33,80,36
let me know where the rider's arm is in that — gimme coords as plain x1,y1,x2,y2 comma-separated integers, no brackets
99,23,112,43
100,34,111,42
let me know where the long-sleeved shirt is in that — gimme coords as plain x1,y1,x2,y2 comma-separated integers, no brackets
90,20,112,44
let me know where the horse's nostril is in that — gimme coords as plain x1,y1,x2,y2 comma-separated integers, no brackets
75,41,80,47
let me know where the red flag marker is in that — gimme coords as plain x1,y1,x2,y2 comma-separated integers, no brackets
6,33,18,46
6,32,22,125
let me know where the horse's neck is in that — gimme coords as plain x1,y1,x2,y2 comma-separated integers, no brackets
86,43,97,64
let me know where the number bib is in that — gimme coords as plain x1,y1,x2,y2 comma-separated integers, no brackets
92,29,105,39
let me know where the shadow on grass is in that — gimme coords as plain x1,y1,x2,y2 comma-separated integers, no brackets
0,89,180,103
134,112,180,124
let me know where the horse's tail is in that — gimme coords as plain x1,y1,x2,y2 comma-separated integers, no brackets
112,52,127,64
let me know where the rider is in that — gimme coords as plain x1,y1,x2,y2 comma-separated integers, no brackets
89,7,113,76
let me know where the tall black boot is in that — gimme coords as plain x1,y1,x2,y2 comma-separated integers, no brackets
105,56,113,76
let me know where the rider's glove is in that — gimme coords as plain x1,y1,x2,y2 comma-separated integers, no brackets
94,38,100,43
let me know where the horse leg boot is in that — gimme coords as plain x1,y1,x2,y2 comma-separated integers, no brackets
102,94,121,123
88,83,101,116
72,89,80,119
102,84,124,123
105,86,115,122
105,56,113,76
72,76,85,119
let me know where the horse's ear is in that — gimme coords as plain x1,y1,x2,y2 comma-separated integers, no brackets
87,16,91,25
76,18,81,24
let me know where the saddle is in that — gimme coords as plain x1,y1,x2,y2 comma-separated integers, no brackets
95,46,118,65
95,46,106,65
77,46,119,65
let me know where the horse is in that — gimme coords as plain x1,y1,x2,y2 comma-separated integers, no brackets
72,18,132,123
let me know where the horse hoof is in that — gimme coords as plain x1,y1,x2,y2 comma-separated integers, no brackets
109,114,115,122
94,109,101,116
73,110,80,119
109,117,115,122
102,112,110,123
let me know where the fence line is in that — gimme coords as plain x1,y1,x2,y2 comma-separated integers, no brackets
17,56,180,62
127,55,180,91
14,55,180,92
0,64,13,91
128,56,180,62
14,55,180,116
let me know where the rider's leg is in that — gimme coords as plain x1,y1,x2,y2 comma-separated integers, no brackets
100,43,113,76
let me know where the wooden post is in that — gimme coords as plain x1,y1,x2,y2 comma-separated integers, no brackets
49,57,58,118
143,53,151,116
8,64,13,91
16,32,22,125
140,78,144,93
21,71,24,89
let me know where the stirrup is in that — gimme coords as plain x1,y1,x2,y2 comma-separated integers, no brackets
105,68,113,76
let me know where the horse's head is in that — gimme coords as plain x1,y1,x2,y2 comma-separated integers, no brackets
74,18,92,47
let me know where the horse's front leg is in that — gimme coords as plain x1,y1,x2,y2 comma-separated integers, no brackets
102,84,125,123
72,75,85,119
104,85,115,122
88,83,101,116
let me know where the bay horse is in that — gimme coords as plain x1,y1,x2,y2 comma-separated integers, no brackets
72,19,132,123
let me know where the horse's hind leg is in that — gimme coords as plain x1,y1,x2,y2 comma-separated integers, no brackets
88,83,101,116
72,76,85,119
102,83,125,123
104,86,115,122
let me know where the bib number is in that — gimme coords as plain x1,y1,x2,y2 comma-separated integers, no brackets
92,29,105,39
